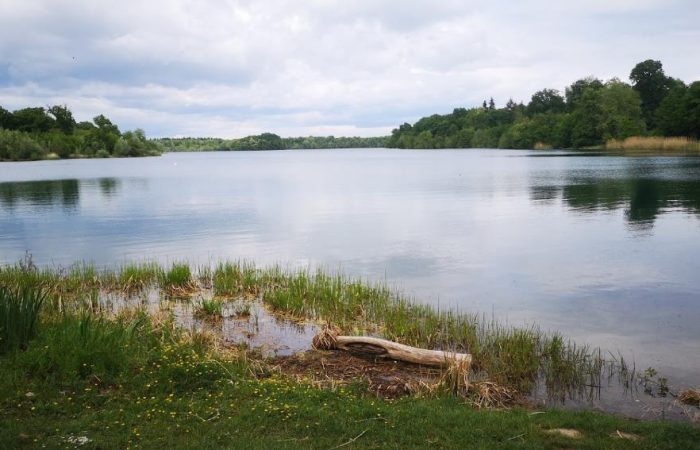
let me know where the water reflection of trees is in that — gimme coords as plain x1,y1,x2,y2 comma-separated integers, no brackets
0,178,122,210
531,177,700,226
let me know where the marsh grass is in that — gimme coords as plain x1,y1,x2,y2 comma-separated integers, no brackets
0,260,630,398
212,261,259,296
160,263,194,294
0,285,48,354
116,262,163,292
196,298,224,318
606,136,700,154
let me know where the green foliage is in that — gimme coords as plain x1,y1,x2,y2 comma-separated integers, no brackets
629,59,674,129
527,88,566,115
156,135,389,152
388,60,691,150
47,105,76,134
197,298,223,317
0,285,47,354
17,313,150,384
9,107,55,133
0,104,160,161
0,129,45,160
160,263,192,289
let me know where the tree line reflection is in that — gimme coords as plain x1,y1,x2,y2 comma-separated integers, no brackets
0,178,123,210
531,176,700,227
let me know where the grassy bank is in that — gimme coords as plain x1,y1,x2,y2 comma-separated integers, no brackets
605,136,700,154
0,260,618,397
1,261,699,448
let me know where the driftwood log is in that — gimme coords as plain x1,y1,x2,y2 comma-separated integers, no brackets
312,328,471,368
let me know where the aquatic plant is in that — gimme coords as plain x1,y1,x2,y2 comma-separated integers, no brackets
116,262,163,292
197,298,223,318
160,263,194,293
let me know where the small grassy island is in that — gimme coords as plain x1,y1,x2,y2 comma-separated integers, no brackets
0,105,161,161
1,260,698,449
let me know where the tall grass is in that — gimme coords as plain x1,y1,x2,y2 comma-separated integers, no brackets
0,259,626,397
116,262,163,291
606,136,700,154
0,285,48,354
160,262,193,292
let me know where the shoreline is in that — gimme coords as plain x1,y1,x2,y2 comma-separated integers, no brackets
1,260,699,448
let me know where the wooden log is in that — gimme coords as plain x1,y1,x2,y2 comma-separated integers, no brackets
312,329,471,367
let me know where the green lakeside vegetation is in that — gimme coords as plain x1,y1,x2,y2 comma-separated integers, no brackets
2,260,699,448
0,105,161,161
155,134,388,152
386,60,700,151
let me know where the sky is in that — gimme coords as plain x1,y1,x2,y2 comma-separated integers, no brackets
0,0,698,138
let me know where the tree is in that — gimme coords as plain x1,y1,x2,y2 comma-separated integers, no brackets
488,97,496,110
527,88,566,115
629,59,673,130
655,82,690,136
10,107,55,133
598,80,645,140
687,81,700,138
565,77,603,110
569,88,604,148
47,105,76,134
0,106,11,129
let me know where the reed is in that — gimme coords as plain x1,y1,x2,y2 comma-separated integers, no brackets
116,262,163,291
606,136,700,154
0,285,48,354
160,262,194,294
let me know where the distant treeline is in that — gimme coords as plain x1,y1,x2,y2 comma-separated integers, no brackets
0,105,161,161
387,60,700,150
155,134,388,152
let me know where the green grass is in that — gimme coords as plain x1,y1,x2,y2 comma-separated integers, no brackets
1,310,698,449
197,298,224,317
160,263,193,290
0,285,47,354
0,261,634,398
116,262,163,292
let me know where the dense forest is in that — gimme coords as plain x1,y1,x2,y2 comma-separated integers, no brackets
155,134,388,152
0,105,161,161
387,60,700,150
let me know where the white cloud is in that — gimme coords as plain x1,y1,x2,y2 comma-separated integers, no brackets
0,0,698,137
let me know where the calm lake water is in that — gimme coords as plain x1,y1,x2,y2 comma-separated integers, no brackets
1,149,699,388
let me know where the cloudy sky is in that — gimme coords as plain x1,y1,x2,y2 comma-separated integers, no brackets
1,0,698,138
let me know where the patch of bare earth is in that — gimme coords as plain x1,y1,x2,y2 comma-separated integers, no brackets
270,349,523,410
271,350,441,399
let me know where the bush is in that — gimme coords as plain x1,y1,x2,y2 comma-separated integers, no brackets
0,129,45,161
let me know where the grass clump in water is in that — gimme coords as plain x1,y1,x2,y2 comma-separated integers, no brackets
196,298,224,318
116,262,162,292
160,263,194,293
212,261,259,296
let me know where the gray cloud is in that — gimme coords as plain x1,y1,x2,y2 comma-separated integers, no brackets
0,0,698,137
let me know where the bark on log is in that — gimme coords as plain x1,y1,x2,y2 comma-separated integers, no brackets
312,330,471,368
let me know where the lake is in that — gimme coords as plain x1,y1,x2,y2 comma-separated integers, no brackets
1,149,699,388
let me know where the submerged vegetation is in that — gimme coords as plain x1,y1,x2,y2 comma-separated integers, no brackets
155,134,388,152
1,260,699,448
0,104,161,161
387,59,700,150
